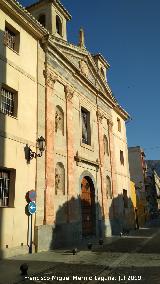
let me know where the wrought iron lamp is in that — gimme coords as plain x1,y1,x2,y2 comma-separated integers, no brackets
25,136,45,161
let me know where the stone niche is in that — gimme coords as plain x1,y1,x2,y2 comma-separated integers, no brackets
55,162,65,195
55,105,64,135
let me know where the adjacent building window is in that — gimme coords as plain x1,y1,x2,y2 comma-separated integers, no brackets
106,176,112,199
38,14,46,27
0,170,9,207
123,189,128,208
81,107,91,145
0,86,17,117
4,23,20,53
120,150,124,165
0,169,15,207
104,135,109,156
117,118,121,132
56,15,62,36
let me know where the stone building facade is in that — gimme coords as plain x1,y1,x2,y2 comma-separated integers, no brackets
28,0,131,250
0,0,131,257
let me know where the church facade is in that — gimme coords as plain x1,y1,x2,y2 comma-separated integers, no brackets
28,0,132,250
0,0,132,257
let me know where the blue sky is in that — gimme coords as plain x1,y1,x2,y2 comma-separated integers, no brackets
21,0,160,159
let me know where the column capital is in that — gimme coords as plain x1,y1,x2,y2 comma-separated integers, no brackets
43,70,57,89
97,109,104,123
64,85,74,101
107,119,113,128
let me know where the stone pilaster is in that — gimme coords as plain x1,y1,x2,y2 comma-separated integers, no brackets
65,85,75,222
107,119,117,198
97,109,105,219
44,70,57,225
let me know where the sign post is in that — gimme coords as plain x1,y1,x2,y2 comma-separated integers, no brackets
27,191,36,254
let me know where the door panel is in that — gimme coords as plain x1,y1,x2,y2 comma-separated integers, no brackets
81,177,95,235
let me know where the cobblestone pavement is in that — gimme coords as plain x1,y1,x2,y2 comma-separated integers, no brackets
1,218,160,284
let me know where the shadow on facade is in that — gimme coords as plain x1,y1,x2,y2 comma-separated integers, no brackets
109,194,135,235
0,28,6,259
50,196,106,250
49,194,136,250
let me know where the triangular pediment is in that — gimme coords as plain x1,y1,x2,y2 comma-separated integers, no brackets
52,38,112,96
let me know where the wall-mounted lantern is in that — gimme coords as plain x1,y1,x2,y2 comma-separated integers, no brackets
25,136,45,162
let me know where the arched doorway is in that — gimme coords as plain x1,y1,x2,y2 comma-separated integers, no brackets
80,176,96,236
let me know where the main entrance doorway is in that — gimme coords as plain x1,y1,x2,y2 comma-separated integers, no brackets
80,176,96,236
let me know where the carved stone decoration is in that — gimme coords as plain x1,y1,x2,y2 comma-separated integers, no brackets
96,109,104,123
55,162,65,195
79,60,89,77
55,106,64,135
64,85,74,101
106,176,112,199
104,135,109,156
43,69,57,88
107,119,113,129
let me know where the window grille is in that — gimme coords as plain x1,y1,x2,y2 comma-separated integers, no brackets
0,171,10,207
0,87,15,116
4,28,16,50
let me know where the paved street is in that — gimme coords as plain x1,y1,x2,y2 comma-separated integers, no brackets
1,218,160,284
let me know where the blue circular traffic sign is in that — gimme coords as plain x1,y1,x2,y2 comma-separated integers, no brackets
28,201,36,215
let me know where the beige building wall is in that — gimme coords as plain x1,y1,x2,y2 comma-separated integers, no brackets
112,112,131,197
128,147,145,186
0,2,46,258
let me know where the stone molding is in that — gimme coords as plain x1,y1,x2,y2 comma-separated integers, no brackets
64,85,74,101
0,54,36,82
79,60,89,77
107,119,113,128
0,129,36,147
74,151,99,170
43,70,58,88
96,109,104,123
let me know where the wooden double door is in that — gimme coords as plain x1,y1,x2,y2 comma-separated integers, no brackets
80,176,96,236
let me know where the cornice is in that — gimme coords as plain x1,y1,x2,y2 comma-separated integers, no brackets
1,0,48,39
92,53,110,69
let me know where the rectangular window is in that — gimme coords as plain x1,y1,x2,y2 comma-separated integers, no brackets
0,169,15,207
120,150,124,165
117,118,121,132
4,22,20,53
81,107,91,145
0,86,17,117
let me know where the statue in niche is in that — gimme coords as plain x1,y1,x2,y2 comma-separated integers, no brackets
55,163,65,195
55,168,61,194
55,111,62,132
55,106,64,135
